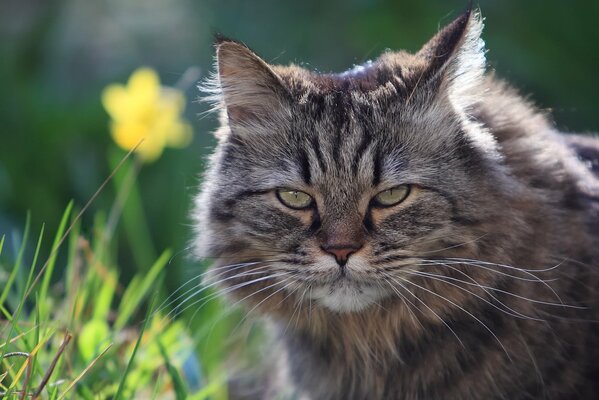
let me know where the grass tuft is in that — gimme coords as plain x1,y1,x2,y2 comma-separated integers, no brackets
0,149,238,398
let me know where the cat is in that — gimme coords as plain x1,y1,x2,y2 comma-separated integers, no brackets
192,7,599,400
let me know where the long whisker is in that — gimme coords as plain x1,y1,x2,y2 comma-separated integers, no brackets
374,232,458,255
166,271,290,321
397,275,511,359
188,277,294,340
445,257,565,274
231,277,299,333
229,276,295,312
404,269,542,321
383,258,556,287
155,261,268,315
416,260,553,283
155,264,274,318
415,260,519,311
433,258,565,304
417,233,490,255
381,271,465,348
190,277,294,332
375,233,489,259
189,250,288,262
413,264,585,310
284,285,310,335
380,276,424,330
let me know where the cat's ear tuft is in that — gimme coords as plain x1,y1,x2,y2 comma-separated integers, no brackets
213,39,290,125
417,7,485,106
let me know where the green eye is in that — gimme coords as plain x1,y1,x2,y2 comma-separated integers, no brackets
276,189,314,209
373,185,411,207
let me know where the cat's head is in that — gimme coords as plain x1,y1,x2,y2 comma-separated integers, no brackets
193,9,512,314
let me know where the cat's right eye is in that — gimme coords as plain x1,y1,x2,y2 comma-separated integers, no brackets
276,189,314,210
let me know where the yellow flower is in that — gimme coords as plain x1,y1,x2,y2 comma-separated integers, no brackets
102,67,192,162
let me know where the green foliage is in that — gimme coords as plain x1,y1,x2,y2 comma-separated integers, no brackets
0,188,233,398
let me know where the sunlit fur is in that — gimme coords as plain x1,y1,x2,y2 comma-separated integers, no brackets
192,8,599,400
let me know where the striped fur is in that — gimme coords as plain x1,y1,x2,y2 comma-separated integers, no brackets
192,8,599,400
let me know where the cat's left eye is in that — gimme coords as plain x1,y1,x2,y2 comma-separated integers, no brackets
372,185,411,207
276,189,314,210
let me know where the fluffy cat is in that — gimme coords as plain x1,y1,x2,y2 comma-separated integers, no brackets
192,8,599,400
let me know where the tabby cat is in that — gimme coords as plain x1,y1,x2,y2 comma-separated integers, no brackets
192,8,599,399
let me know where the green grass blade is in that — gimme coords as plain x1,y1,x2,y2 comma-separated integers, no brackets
0,213,31,308
157,339,188,400
93,269,117,321
115,249,172,329
150,371,164,400
0,223,45,364
39,201,74,320
29,292,41,387
64,210,81,302
187,377,227,400
0,217,39,362
113,295,158,400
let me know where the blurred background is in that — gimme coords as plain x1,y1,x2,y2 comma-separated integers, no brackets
0,0,598,394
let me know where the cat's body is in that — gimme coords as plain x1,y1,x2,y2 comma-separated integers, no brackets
193,9,599,399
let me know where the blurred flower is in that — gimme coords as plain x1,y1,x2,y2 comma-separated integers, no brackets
102,67,192,162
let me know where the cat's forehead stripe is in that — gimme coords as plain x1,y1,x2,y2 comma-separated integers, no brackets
351,128,373,176
298,147,311,184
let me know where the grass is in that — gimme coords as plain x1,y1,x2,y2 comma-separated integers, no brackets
0,153,246,399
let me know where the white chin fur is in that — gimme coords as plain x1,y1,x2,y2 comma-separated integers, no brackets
309,282,386,313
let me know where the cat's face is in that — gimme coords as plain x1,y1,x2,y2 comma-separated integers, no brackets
194,10,504,313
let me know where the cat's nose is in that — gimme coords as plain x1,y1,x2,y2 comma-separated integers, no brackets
321,244,363,267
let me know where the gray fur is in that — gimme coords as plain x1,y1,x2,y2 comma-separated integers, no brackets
193,9,599,400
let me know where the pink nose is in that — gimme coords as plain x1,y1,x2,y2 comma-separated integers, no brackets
321,244,362,267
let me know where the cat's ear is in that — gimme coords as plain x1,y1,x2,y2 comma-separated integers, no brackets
416,7,485,105
213,38,290,125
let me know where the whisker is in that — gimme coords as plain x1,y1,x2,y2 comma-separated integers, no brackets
229,276,295,312
191,277,294,332
231,277,299,333
284,285,310,335
404,269,543,321
168,244,194,265
381,271,465,348
380,276,425,330
397,275,511,359
155,261,267,316
275,282,304,312
155,264,273,318
433,258,565,304
416,260,509,304
375,233,490,259
166,271,290,321
413,264,585,310
445,257,564,274
419,259,558,284
415,260,557,315
188,278,294,340
374,233,456,255
416,233,490,255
